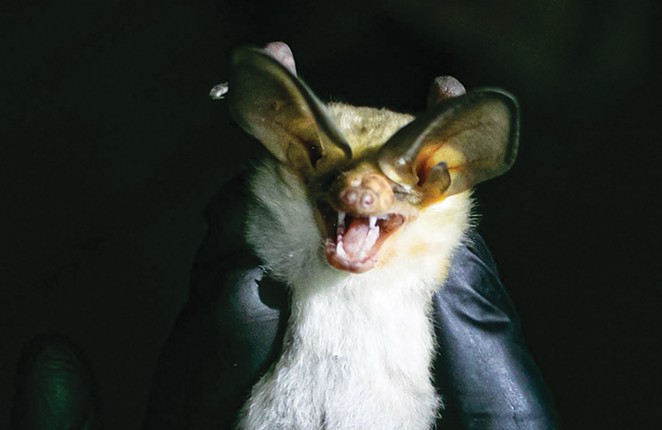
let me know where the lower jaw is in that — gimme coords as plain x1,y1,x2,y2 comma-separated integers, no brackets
325,245,379,273
318,209,406,274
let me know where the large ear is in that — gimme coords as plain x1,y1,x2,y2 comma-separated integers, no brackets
377,89,519,202
228,44,352,175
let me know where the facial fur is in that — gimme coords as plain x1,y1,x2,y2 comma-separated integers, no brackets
246,103,473,288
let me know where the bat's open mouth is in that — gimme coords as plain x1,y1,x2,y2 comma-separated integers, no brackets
320,205,405,273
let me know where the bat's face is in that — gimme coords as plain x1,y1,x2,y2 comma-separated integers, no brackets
228,43,519,274
317,159,413,273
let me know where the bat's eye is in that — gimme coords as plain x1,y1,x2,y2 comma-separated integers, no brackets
392,183,422,205
315,172,341,191
392,183,410,200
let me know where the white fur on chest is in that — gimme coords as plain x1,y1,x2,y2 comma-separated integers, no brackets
237,160,471,430
237,274,439,430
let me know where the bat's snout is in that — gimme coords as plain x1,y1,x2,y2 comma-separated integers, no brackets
320,167,406,273
335,172,394,217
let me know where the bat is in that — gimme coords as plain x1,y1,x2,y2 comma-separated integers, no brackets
225,41,519,430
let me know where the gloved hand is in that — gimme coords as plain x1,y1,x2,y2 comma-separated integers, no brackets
431,232,560,429
11,175,561,429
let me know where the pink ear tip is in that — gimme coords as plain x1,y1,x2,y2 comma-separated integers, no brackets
433,76,466,96
264,41,291,54
263,41,297,76
428,76,466,107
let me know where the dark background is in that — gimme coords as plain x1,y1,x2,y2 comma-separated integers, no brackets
2,0,660,428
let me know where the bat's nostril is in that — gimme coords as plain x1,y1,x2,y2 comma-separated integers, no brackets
360,192,374,208
342,189,359,205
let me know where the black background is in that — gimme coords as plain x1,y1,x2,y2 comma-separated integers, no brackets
2,0,660,428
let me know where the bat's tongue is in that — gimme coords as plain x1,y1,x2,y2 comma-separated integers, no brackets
341,217,379,261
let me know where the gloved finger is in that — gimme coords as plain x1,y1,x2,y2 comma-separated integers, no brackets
11,334,98,430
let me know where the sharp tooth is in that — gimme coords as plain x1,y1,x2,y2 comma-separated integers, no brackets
338,211,346,226
369,216,377,229
365,225,379,248
337,211,346,236
358,225,380,261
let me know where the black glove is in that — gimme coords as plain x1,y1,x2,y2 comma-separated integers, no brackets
431,233,560,429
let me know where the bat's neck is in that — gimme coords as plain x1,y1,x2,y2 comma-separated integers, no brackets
284,273,438,380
